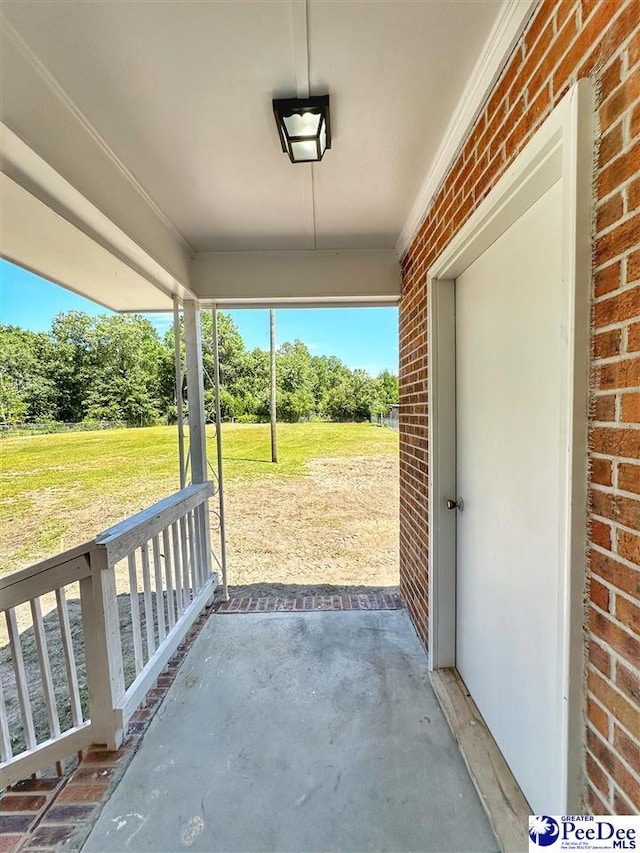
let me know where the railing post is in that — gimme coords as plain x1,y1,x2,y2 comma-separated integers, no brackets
81,545,125,750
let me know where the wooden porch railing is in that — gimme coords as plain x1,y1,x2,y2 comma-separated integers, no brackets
0,482,215,788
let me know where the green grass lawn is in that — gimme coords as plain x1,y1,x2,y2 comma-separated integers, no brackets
0,422,398,573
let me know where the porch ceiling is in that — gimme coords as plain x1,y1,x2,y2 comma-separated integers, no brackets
0,0,533,309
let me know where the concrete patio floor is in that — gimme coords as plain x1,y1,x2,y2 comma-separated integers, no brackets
83,610,498,852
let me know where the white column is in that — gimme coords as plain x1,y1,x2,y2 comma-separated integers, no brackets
212,306,229,600
173,297,186,489
183,300,212,589
183,300,207,485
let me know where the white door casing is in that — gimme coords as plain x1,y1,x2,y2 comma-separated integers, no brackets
426,81,593,812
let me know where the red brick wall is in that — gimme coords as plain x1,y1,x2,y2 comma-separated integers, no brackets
398,0,639,813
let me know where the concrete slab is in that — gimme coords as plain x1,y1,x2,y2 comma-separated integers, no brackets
83,611,498,852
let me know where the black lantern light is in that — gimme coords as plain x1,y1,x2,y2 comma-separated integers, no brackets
272,95,331,163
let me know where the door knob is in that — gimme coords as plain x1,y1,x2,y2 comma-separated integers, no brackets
446,498,464,510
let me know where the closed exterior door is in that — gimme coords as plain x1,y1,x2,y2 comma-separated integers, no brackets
455,179,565,812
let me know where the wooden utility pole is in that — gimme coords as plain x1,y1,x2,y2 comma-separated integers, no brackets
270,309,278,463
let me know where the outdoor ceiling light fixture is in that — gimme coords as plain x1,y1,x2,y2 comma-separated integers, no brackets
272,95,331,163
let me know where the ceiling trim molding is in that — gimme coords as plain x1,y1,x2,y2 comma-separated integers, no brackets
394,0,539,258
1,14,194,255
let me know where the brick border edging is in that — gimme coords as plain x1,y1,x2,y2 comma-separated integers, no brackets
215,593,403,613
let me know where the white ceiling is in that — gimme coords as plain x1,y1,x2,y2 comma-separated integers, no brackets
0,0,504,254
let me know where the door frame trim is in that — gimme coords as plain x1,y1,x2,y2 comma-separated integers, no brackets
426,80,594,811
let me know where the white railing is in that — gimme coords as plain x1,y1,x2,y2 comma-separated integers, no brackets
0,543,93,785
0,482,215,788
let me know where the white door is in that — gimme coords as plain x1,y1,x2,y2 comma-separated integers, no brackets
455,179,564,813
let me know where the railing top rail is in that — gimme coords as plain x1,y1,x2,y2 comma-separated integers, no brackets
95,482,213,566
0,541,93,604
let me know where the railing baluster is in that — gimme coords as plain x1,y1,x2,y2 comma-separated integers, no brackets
198,503,210,589
30,598,61,739
192,508,202,591
56,587,83,727
6,608,37,750
127,553,144,675
179,515,190,603
201,499,213,586
171,521,184,617
0,675,13,762
196,509,204,590
152,535,166,642
162,527,176,629
140,541,156,657
187,510,198,593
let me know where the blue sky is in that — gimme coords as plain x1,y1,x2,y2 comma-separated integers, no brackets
0,260,399,375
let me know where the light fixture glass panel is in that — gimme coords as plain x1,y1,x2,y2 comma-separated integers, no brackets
290,140,319,161
318,121,327,156
283,111,321,138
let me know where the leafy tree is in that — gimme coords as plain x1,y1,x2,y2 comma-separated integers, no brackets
0,308,398,427
369,369,399,416
276,341,315,422
84,315,164,425
0,377,27,424
195,310,247,391
162,310,248,420
376,369,399,407
237,348,270,419
48,311,95,421
0,325,57,423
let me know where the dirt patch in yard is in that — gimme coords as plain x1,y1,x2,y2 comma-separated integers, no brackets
224,455,399,597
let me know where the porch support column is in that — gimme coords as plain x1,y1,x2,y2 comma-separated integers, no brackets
183,299,207,485
173,297,187,489
211,306,229,600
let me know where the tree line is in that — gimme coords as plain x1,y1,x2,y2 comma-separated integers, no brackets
0,310,398,426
